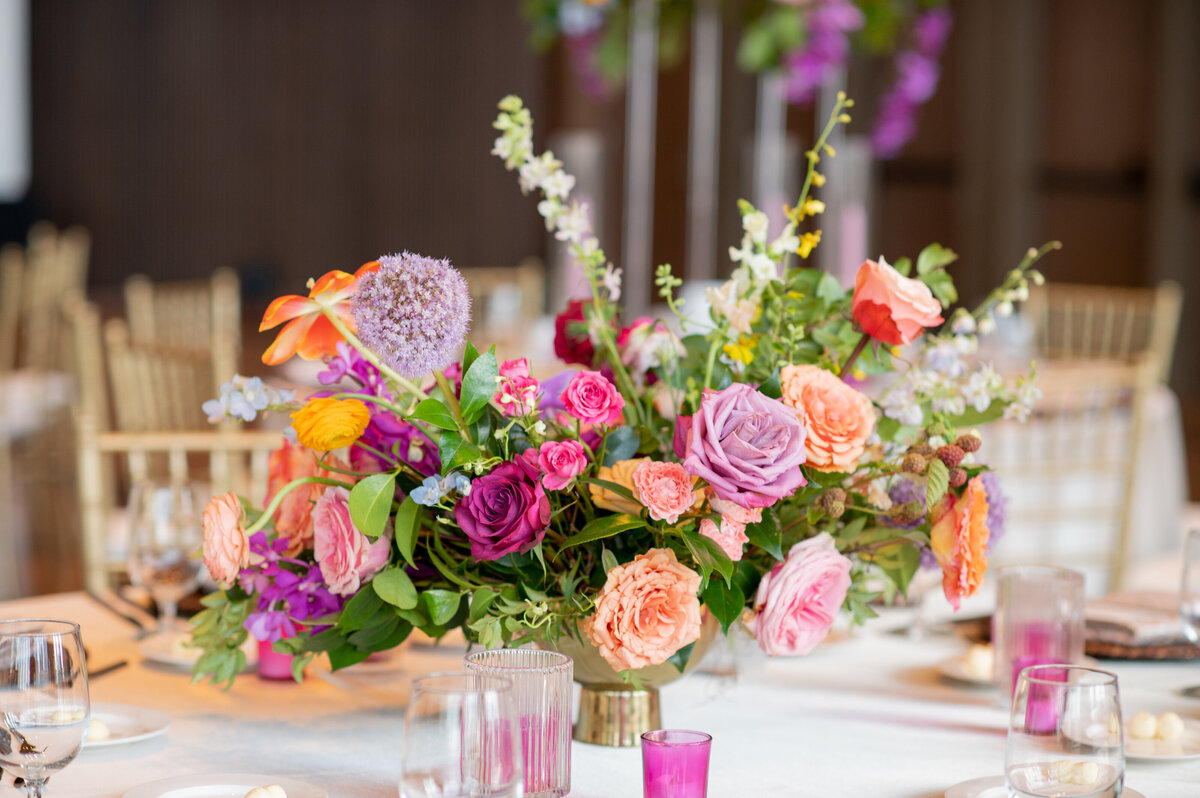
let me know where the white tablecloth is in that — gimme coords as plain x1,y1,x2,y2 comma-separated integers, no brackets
3,592,1199,797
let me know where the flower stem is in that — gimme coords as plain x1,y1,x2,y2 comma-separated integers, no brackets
244,475,356,535
840,334,870,379
781,93,853,275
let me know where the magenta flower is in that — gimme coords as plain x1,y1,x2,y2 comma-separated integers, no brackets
680,383,807,508
560,370,625,427
454,456,550,560
535,440,588,491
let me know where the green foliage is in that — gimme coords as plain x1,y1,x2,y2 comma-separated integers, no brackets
373,566,419,610
459,348,499,424
393,496,421,567
562,514,647,549
410,398,458,430
190,591,250,690
703,577,746,634
680,528,734,584
602,426,641,466
926,458,950,510
349,472,397,539
738,6,805,71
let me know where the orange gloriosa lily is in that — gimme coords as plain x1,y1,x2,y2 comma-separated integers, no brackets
259,261,380,365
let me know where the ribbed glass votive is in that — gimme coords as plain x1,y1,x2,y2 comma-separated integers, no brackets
464,649,573,798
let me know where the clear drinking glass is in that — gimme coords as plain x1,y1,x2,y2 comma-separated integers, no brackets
992,566,1085,698
641,730,712,798
400,671,523,798
1005,665,1123,798
463,649,571,798
1180,528,1200,644
126,479,205,632
0,620,91,797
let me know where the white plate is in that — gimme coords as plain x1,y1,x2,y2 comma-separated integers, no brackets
85,702,171,748
1125,717,1200,761
935,655,1100,688
122,773,326,798
138,631,255,670
945,775,1145,798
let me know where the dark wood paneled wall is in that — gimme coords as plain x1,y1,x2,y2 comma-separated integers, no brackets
30,1,545,300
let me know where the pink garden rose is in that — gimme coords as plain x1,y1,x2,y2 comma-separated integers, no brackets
536,439,588,491
851,259,944,346
455,456,551,560
201,491,249,586
265,442,349,556
560,370,625,427
631,460,699,524
748,533,852,656
313,487,391,595
679,383,807,508
698,517,750,562
587,548,703,671
779,364,876,473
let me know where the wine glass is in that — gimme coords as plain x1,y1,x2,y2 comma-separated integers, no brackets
400,671,523,798
126,479,205,633
0,620,90,797
1005,665,1123,798
1180,528,1200,644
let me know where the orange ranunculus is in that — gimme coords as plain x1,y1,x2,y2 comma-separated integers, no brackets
930,476,990,610
291,397,370,452
265,442,352,556
259,261,380,365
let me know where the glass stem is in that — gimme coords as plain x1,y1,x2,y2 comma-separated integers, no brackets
158,599,178,632
22,779,47,798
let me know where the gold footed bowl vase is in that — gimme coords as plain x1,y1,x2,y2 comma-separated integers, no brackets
538,614,720,747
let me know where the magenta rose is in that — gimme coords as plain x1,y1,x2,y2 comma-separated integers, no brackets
680,383,807,508
455,457,551,560
560,370,625,427
536,439,588,491
748,533,852,656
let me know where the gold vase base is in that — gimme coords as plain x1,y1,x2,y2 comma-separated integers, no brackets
573,684,660,747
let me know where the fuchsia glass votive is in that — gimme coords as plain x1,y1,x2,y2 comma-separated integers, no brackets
991,566,1084,699
257,639,296,680
641,730,712,798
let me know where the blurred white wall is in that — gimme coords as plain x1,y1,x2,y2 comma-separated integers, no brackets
0,0,29,201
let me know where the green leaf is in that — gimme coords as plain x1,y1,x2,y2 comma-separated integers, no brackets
562,514,647,548
410,398,458,430
703,577,747,634
759,366,782,400
923,271,958,308
420,590,464,626
601,548,619,574
349,472,396,539
328,644,371,671
873,542,921,596
373,566,418,610
745,512,784,561
461,340,482,375
601,426,641,466
892,256,913,276
816,272,845,303
469,588,499,624
681,529,734,583
438,430,480,474
915,243,957,275
393,496,421,568
348,615,401,649
666,641,696,674
579,477,639,507
338,588,385,633
926,457,950,510
459,349,499,424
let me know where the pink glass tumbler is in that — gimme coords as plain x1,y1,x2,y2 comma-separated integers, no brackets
257,639,296,680
641,730,711,798
991,566,1084,700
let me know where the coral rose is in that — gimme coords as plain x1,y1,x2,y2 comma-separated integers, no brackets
680,383,807,508
264,442,351,555
779,364,876,473
587,548,703,671
851,258,944,346
631,461,699,524
312,487,391,595
202,491,249,586
536,439,588,491
698,517,750,562
748,533,852,656
589,458,648,515
291,396,370,451
930,475,990,610
560,370,625,427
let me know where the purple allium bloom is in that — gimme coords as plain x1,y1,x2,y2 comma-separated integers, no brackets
353,252,471,379
912,6,954,54
980,469,1008,547
871,6,954,159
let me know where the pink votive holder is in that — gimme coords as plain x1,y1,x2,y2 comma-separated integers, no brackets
641,729,711,798
257,639,297,681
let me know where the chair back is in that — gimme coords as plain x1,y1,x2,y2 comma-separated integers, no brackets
20,223,91,371
1024,281,1182,382
123,267,240,380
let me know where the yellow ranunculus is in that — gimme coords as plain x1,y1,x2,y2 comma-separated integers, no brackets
291,397,370,452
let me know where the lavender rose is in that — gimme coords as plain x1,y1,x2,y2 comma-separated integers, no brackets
455,457,550,560
680,383,807,508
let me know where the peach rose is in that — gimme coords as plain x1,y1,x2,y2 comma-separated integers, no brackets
748,533,852,656
631,461,700,524
587,548,703,671
201,491,249,585
313,487,391,596
264,442,350,556
699,517,750,562
779,364,876,473
851,259,944,346
930,476,990,610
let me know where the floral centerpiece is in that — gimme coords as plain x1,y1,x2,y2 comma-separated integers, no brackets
192,94,1053,703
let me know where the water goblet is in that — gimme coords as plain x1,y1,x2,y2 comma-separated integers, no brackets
992,565,1085,698
400,671,523,798
0,620,91,797
126,479,205,633
1005,665,1123,798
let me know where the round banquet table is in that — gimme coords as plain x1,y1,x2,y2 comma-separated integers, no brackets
2,591,1199,797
